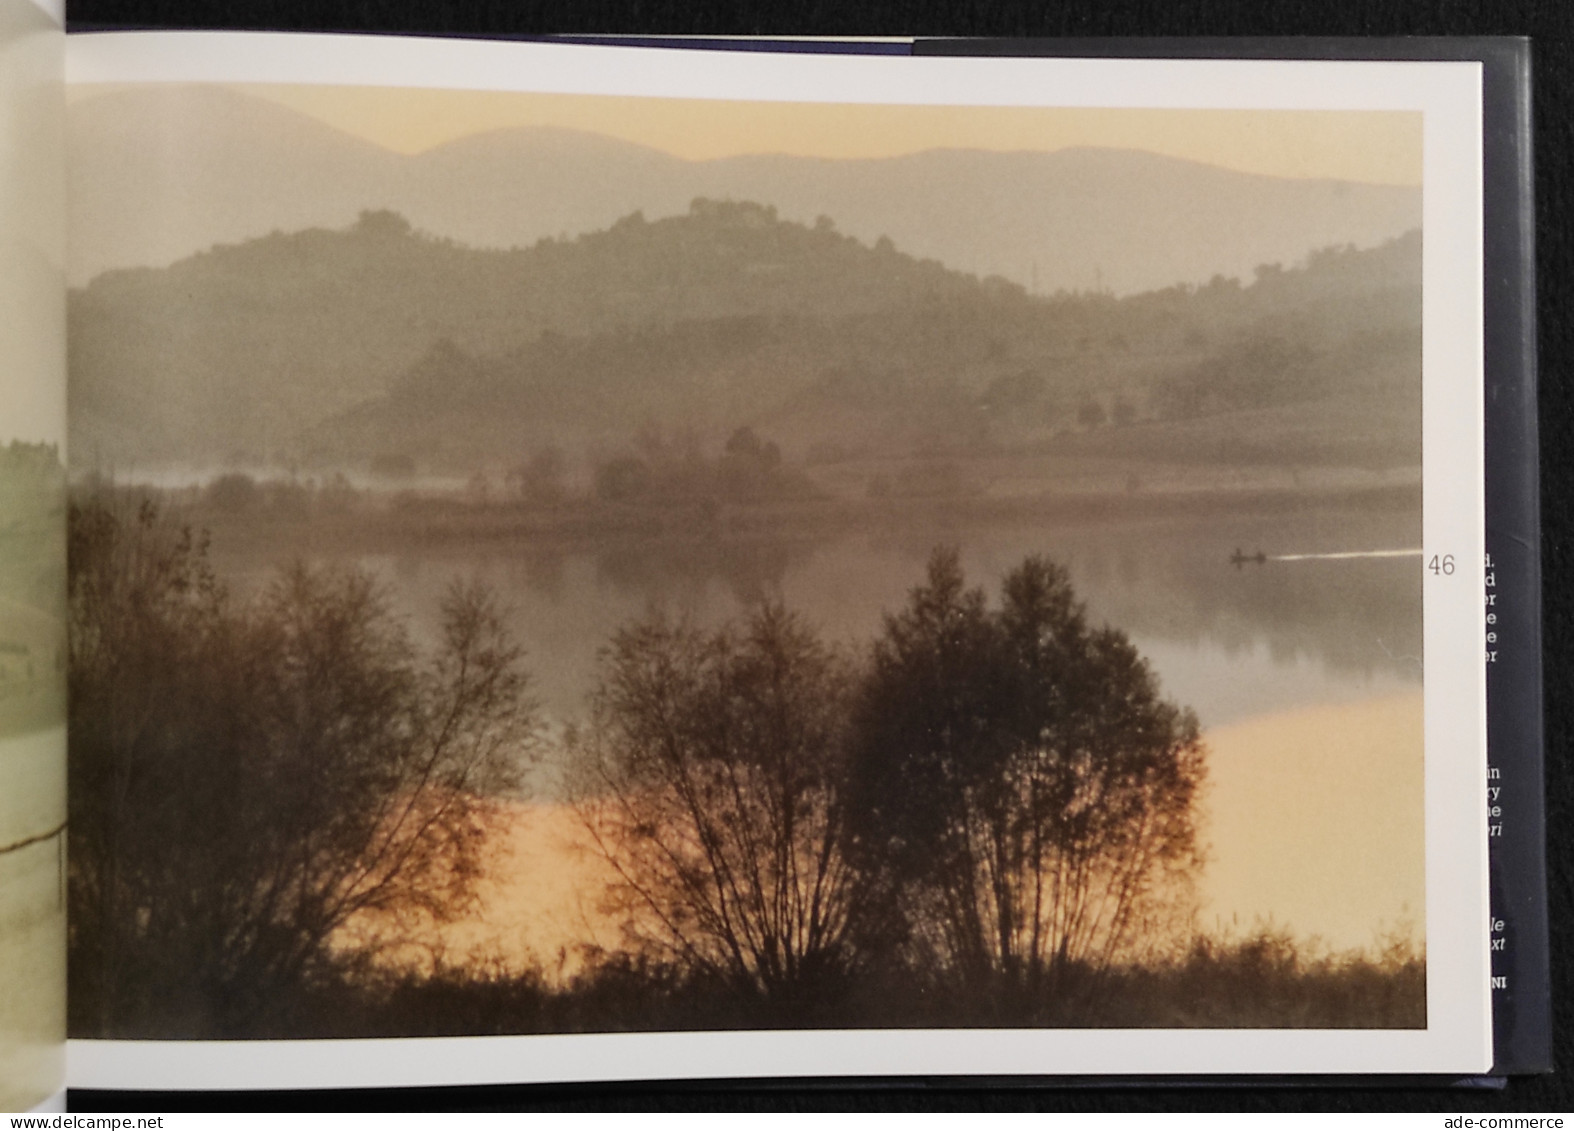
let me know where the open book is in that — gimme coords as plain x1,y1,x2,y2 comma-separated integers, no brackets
0,7,1547,1107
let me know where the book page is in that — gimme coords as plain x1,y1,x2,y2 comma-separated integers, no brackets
62,34,1490,1087
0,0,66,1112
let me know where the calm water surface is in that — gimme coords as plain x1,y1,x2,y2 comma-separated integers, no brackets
213,501,1426,951
224,506,1421,730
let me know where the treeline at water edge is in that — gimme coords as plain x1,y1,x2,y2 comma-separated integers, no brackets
65,488,1424,1039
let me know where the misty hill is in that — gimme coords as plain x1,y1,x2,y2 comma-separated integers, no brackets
70,195,1419,476
69,200,1009,463
70,85,1420,295
69,86,405,281
311,219,1421,479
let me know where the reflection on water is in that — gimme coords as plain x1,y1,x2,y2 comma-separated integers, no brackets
380,693,1425,967
1271,549,1422,561
212,502,1424,959
214,504,1421,734
1202,692,1424,951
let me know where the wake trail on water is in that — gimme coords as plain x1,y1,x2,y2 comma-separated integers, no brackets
1270,549,1424,562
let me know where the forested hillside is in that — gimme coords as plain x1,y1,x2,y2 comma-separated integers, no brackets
69,199,1420,485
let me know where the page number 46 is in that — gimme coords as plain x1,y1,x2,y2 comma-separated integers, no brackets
1428,554,1456,576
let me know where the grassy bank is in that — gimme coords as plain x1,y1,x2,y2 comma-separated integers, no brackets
95,929,1423,1040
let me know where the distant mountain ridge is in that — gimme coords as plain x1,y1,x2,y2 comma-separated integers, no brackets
70,85,1421,295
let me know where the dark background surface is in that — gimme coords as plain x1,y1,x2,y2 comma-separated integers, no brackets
61,0,1571,1113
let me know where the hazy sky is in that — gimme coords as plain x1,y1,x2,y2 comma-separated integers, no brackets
38,81,1422,450
233,84,1422,186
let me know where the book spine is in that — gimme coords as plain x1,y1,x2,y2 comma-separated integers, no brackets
1480,37,1550,1076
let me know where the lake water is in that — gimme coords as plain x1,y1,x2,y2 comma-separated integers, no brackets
213,504,1421,728
213,499,1425,953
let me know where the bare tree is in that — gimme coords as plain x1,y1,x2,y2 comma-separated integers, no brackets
847,549,1206,1020
572,605,862,1019
68,496,537,1036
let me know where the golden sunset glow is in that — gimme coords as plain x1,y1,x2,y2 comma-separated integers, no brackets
367,692,1425,977
1201,692,1425,951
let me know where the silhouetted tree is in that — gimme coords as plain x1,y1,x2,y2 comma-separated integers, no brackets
204,472,259,514
717,426,783,499
847,549,1205,1020
353,208,413,239
573,605,863,1021
506,447,568,506
722,426,780,468
68,496,536,1036
593,456,650,502
1076,396,1107,429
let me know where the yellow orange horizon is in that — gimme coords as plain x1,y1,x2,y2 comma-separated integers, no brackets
358,691,1425,979
70,82,1423,187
